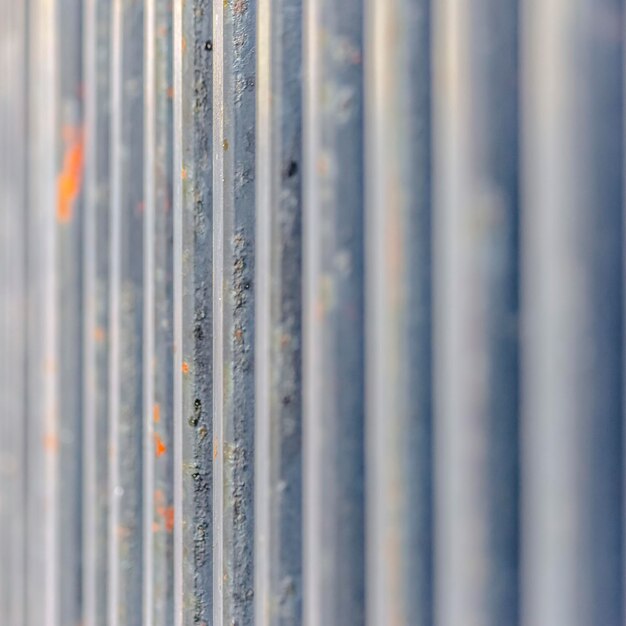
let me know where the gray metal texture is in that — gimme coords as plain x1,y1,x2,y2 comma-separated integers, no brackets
1,0,626,625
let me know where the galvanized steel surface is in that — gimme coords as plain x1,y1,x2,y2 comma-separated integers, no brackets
1,0,625,625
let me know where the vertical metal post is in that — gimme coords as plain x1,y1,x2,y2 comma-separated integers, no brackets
108,0,145,623
0,0,27,622
364,0,434,623
522,1,624,624
433,0,521,624
213,0,257,622
83,0,113,622
303,0,366,623
173,0,214,621
255,0,303,622
144,0,175,622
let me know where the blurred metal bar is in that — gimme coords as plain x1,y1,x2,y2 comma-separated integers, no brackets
83,0,112,623
255,0,303,622
0,0,27,623
25,0,60,621
212,0,257,622
433,0,521,625
56,0,85,622
522,1,624,625
108,0,145,623
172,0,214,621
364,0,433,623
303,0,365,624
143,0,175,622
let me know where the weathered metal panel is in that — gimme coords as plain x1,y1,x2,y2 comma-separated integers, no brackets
255,0,303,623
521,1,624,624
303,0,366,624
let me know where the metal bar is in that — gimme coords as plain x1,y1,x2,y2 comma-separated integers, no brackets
213,0,257,622
433,0,521,624
108,0,145,623
364,0,433,623
25,0,60,621
56,0,85,621
521,1,624,624
173,0,214,621
255,0,303,622
303,0,366,623
83,0,113,623
0,0,27,622
144,0,175,621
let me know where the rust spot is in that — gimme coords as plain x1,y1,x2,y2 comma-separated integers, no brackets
166,86,174,99
154,433,167,457
156,505,175,533
234,0,247,13
57,126,84,224
182,361,190,374
222,138,229,151
43,433,59,453
152,521,160,533
181,167,188,180
182,36,187,52
153,403,161,424
93,326,105,343
234,327,243,342
213,437,218,460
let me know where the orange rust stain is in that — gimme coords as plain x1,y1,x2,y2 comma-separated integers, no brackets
213,437,218,460
182,361,190,374
94,326,105,343
153,402,161,424
154,433,167,457
57,126,84,224
182,36,187,52
222,138,229,151
181,167,188,180
166,86,174,99
156,502,175,533
43,433,59,453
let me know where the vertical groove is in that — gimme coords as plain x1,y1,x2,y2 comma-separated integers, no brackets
364,0,434,623
108,0,145,623
213,0,257,623
255,0,303,622
303,0,366,623
83,0,112,622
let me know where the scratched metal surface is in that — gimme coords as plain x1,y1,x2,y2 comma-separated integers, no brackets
173,0,214,621
255,0,303,623
212,0,257,623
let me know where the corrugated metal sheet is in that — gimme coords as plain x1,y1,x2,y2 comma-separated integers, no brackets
0,0,624,625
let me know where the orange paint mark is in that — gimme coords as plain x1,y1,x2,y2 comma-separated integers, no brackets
154,433,167,457
181,167,188,180
153,403,161,424
57,126,84,224
182,361,190,374
213,437,218,460
94,326,105,343
43,433,59,453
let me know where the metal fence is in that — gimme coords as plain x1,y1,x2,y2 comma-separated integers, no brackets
0,0,624,625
